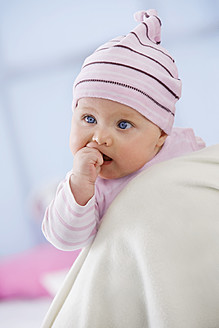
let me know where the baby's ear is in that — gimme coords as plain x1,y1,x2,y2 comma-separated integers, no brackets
157,130,167,147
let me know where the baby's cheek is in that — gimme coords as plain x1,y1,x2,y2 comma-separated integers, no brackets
69,136,79,155
70,135,88,156
69,120,82,152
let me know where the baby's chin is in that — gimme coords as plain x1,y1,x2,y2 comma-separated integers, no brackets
98,161,148,180
98,168,132,180
98,170,122,180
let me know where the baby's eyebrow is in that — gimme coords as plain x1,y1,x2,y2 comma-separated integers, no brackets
117,113,139,121
81,106,95,110
78,106,99,114
117,117,133,121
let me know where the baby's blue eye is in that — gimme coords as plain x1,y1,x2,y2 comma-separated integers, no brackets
84,115,96,124
118,121,132,130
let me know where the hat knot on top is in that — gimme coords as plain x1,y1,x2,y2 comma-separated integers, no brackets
134,9,161,44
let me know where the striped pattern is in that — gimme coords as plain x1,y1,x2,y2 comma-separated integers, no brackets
75,79,175,115
72,9,182,134
81,61,179,99
42,172,99,250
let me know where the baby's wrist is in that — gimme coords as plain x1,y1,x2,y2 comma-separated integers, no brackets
69,173,95,206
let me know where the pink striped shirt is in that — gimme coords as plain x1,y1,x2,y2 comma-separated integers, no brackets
42,128,205,251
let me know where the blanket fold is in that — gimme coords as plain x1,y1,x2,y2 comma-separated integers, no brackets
41,145,219,328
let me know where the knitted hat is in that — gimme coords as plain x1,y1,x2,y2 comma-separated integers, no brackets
72,9,182,134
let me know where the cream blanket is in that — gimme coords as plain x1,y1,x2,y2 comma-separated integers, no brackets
41,145,219,328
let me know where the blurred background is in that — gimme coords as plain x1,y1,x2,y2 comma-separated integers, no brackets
0,0,219,258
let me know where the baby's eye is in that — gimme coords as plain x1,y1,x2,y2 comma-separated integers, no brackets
118,121,133,130
84,115,96,124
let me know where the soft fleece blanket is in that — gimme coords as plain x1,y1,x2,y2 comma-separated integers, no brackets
41,145,219,328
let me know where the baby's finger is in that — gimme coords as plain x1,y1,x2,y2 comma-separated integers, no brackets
94,150,104,167
82,145,103,166
86,141,99,149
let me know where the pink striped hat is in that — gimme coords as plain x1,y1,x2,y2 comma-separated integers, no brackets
72,9,182,134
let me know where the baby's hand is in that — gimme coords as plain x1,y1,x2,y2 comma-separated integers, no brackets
69,143,103,205
73,143,103,183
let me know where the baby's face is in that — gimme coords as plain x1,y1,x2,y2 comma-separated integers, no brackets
70,97,167,179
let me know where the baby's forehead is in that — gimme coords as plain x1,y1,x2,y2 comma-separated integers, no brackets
76,97,145,119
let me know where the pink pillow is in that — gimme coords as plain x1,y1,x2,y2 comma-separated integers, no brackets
0,243,80,299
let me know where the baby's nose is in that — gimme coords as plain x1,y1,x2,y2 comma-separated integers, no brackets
92,131,112,146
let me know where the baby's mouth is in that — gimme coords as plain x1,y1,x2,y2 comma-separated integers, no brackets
102,154,112,162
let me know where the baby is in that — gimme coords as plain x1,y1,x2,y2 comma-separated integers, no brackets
42,9,205,251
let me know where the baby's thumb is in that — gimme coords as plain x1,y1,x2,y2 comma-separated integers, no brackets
86,141,98,149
